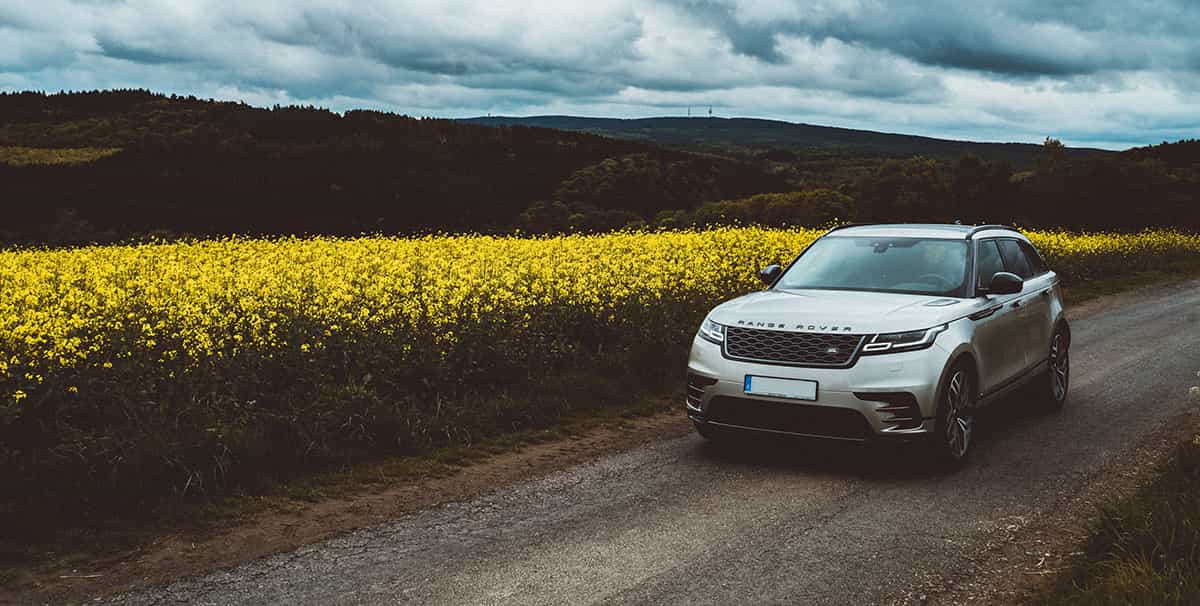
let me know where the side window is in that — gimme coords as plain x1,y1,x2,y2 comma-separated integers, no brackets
975,240,1004,288
997,239,1033,279
1018,240,1049,275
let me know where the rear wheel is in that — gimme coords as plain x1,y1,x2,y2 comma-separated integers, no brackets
1041,328,1070,410
930,363,975,466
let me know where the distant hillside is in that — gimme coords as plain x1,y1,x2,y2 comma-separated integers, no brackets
1127,139,1200,168
0,90,1195,246
0,91,787,244
463,116,1105,166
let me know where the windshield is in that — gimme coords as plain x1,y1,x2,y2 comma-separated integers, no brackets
775,236,969,297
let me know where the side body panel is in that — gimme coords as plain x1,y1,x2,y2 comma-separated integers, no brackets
1017,271,1055,366
968,296,1024,395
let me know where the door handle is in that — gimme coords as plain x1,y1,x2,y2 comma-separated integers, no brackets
1040,290,1050,298
1011,300,1021,308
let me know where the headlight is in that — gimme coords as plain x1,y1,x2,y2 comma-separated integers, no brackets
861,324,948,354
698,318,725,344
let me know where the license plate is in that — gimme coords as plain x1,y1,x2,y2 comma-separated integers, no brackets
744,375,818,401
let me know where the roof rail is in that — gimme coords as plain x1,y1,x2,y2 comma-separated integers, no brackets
964,224,1021,239
822,222,880,235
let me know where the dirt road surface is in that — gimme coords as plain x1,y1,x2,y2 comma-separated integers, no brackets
105,282,1200,605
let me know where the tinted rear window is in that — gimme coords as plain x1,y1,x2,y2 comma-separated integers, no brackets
997,239,1033,279
1019,240,1049,275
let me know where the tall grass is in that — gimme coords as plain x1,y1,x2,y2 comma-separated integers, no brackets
1031,436,1200,605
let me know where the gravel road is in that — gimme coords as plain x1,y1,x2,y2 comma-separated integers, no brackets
108,284,1200,605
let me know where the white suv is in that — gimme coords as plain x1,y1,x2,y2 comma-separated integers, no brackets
686,224,1070,464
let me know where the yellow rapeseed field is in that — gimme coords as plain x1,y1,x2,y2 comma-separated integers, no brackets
2,227,1199,408
2,226,1198,501
0,228,808,402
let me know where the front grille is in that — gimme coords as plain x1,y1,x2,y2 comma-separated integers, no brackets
705,396,872,439
724,327,865,367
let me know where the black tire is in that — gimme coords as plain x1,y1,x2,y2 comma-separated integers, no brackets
930,361,976,467
1040,326,1070,410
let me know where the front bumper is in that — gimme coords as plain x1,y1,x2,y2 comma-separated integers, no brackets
686,335,952,440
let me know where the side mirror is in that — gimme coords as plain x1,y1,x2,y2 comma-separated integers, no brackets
983,271,1023,295
758,264,782,286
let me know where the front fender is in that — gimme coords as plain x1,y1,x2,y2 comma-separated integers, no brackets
931,326,979,414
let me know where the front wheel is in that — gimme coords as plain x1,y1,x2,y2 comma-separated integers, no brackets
1041,328,1070,410
930,363,975,467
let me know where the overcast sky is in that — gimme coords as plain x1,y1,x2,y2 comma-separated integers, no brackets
3,1,1198,149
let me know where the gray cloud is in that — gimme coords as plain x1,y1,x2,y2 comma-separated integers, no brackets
674,0,788,62
678,0,1191,77
0,0,1197,148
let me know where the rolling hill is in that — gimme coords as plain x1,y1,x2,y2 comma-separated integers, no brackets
0,90,788,244
0,90,1195,246
462,116,1105,166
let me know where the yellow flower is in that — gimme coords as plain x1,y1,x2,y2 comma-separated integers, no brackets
0,226,1196,410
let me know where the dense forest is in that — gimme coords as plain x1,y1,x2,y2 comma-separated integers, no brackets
654,143,1200,230
0,90,786,244
2,90,1199,246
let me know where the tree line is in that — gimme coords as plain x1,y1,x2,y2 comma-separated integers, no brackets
526,138,1200,233
0,90,784,245
1,91,1198,246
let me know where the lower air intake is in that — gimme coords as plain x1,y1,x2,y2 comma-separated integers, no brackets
704,396,872,440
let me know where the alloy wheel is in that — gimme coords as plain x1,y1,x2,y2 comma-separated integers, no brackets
944,369,973,460
1049,332,1070,402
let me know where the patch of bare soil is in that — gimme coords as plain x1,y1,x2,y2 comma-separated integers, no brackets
1,407,692,606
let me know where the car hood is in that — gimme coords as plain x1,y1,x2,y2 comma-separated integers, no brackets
707,288,983,335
